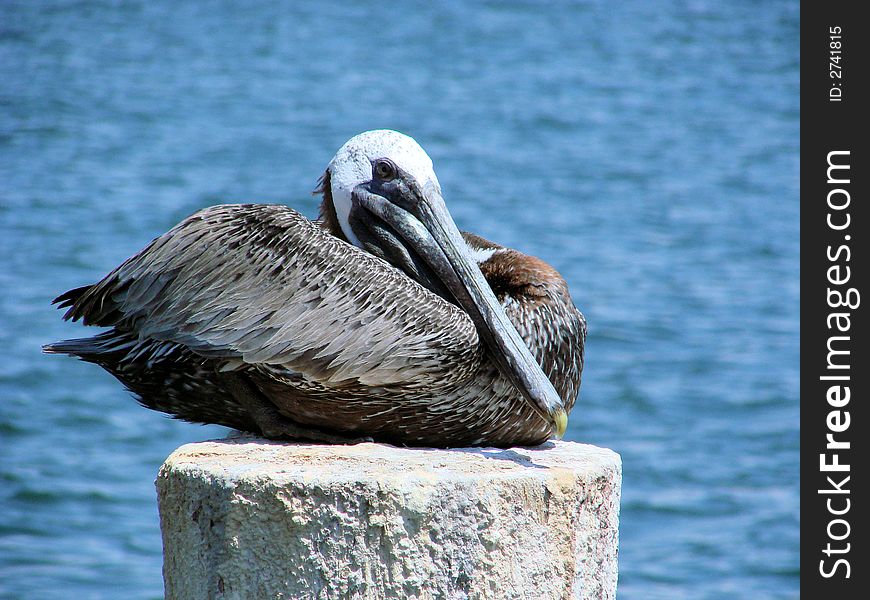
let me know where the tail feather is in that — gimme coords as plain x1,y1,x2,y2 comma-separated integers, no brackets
44,329,256,432
43,331,136,357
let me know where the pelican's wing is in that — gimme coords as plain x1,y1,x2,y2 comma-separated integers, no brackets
56,204,481,388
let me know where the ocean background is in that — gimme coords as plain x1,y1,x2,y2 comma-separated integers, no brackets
1,1,799,598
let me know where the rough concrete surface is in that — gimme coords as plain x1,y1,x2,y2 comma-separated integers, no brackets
156,438,621,600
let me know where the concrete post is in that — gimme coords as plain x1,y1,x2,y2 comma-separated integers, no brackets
156,438,621,599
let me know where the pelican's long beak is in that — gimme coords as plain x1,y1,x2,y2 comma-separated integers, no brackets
351,178,567,439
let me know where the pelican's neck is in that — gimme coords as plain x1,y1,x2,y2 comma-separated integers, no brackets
462,231,569,303
316,170,350,243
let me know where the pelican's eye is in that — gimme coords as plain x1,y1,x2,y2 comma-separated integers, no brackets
373,159,398,181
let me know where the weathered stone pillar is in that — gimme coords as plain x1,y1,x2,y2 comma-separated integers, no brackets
156,438,621,599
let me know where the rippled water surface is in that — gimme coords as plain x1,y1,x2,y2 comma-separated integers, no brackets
1,1,799,598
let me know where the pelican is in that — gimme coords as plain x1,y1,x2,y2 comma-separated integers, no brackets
45,130,586,447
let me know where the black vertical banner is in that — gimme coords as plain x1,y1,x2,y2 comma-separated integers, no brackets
802,2,867,596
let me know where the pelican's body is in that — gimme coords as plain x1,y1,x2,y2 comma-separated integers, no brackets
46,131,586,447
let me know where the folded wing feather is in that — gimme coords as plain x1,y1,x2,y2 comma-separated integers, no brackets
59,204,482,389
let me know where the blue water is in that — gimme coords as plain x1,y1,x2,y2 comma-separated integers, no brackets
1,1,799,597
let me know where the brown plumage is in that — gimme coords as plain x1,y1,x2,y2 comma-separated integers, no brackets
45,131,586,448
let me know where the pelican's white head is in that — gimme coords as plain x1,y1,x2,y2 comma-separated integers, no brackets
327,129,440,246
